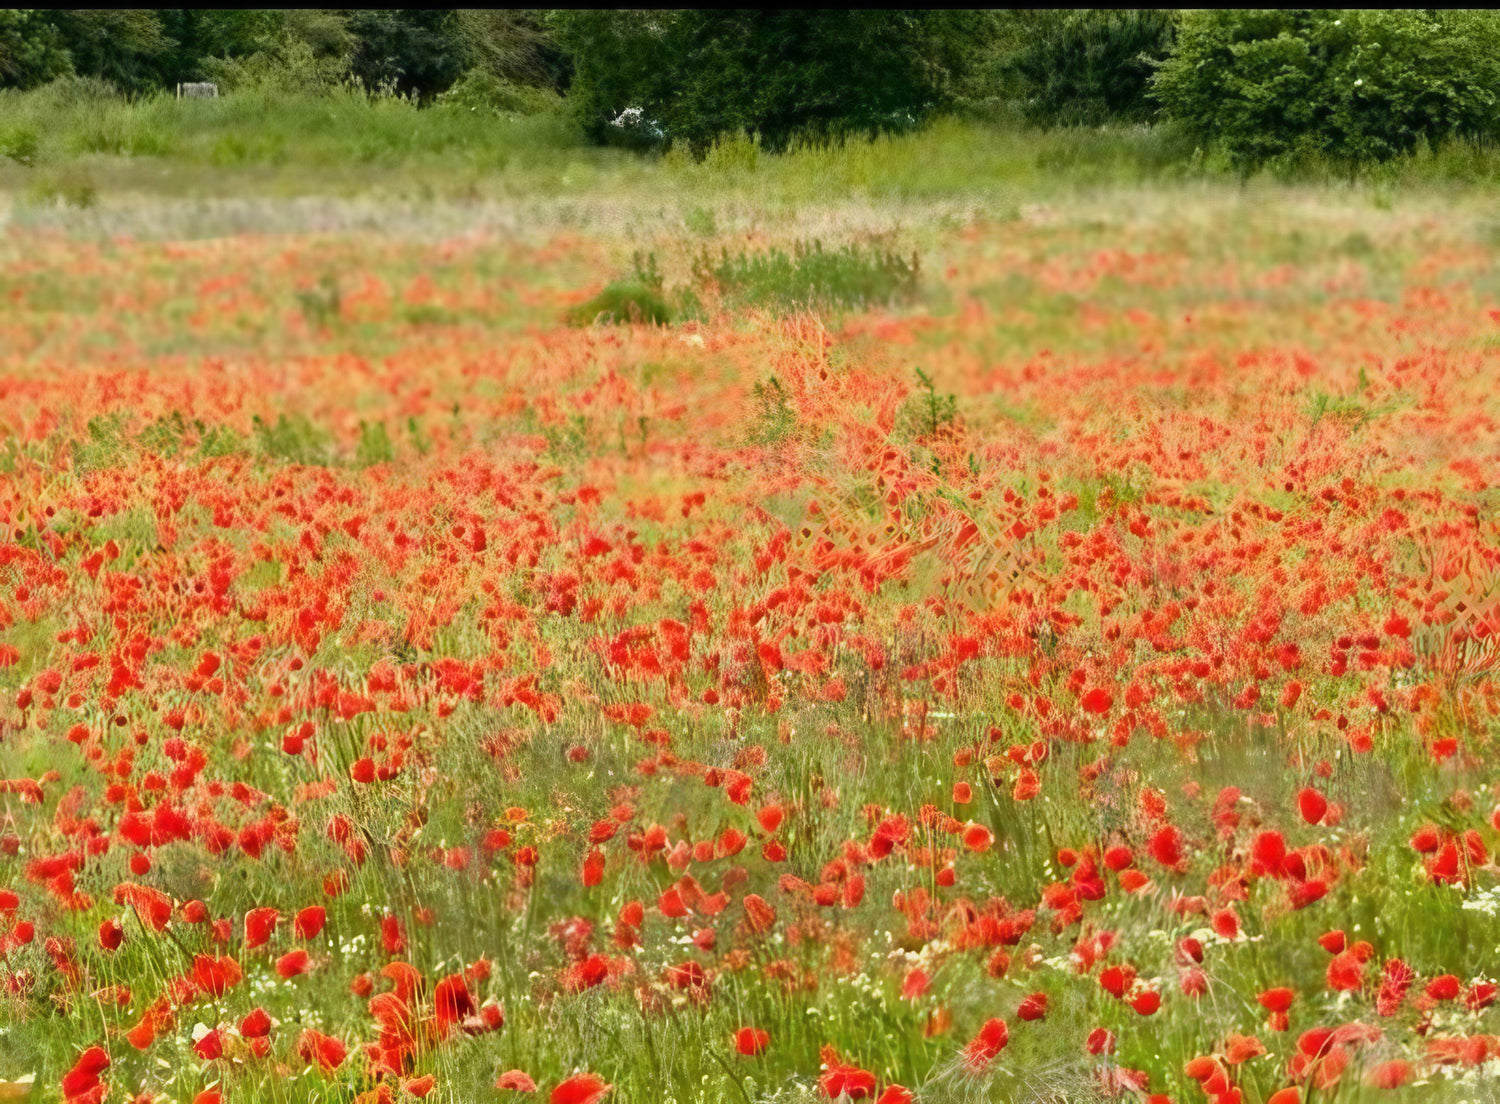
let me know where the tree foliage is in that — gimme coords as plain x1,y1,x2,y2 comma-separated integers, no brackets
345,10,465,99
1153,10,1500,165
453,10,568,92
1,9,567,100
44,10,176,93
197,11,355,96
8,6,1500,173
0,9,72,90
1002,9,1177,126
551,10,993,152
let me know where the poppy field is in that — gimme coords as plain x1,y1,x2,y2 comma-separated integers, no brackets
2,193,1500,1104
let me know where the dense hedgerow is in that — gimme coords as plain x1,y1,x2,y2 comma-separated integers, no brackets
1153,10,1500,166
549,10,993,153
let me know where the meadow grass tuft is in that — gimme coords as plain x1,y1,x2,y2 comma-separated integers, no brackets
692,239,920,314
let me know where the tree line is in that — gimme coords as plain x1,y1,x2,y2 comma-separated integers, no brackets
4,10,1500,167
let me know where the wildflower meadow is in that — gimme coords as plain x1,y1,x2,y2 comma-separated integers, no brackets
3,173,1500,1104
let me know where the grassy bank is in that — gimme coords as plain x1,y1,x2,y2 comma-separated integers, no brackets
7,82,1500,222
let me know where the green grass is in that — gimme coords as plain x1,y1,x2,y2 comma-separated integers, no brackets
7,83,1500,216
694,239,920,314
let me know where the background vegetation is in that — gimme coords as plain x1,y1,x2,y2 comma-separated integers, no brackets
6,8,1500,199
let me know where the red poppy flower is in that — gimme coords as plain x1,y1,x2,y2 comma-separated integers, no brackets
1131,989,1162,1015
294,905,326,939
240,1007,272,1038
98,918,124,951
550,1073,611,1104
1148,824,1185,867
1296,788,1328,825
496,1071,538,1092
1099,964,1135,998
1184,1055,1220,1082
820,1063,877,1100
1364,1060,1411,1090
192,1028,223,1061
735,1026,770,1056
665,961,707,990
962,824,994,853
124,1015,156,1051
963,1017,1008,1071
1467,981,1498,1011
244,907,278,949
1326,951,1364,992
1410,824,1441,853
1425,974,1461,1001
581,849,605,887
658,887,690,918
62,1046,110,1103
1224,1033,1265,1064
1257,987,1295,1014
192,955,242,998
1081,688,1113,714
743,894,776,934
381,960,422,1002
296,1028,347,1072
1017,992,1048,1021
275,948,310,978
433,973,476,1030
901,968,931,1001
381,914,407,954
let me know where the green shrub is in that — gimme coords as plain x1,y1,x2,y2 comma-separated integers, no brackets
0,124,39,165
1153,10,1500,167
201,27,354,96
252,413,334,466
436,70,560,117
356,420,395,467
551,11,993,153
746,376,799,447
569,282,674,326
693,239,919,313
568,253,675,326
295,275,342,330
25,168,96,209
70,414,132,475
